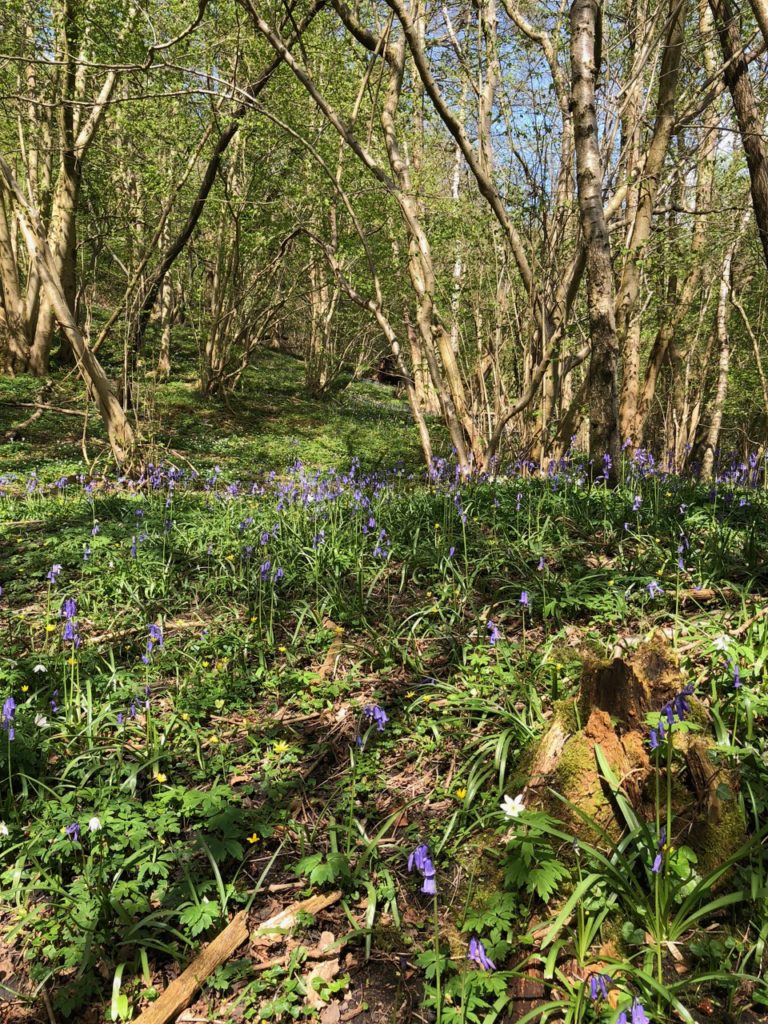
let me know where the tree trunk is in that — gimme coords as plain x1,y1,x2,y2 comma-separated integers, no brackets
700,246,734,479
569,0,620,475
709,0,768,269
0,156,135,465
615,0,686,442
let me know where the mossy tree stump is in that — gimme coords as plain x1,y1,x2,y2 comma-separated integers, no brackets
522,635,745,866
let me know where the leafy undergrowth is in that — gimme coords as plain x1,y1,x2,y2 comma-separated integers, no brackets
1,451,768,1023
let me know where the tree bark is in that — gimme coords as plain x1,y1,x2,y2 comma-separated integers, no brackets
570,0,620,475
709,0,768,269
615,0,686,443
700,245,734,479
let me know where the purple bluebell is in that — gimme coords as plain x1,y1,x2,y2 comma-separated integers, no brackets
520,591,529,607
2,696,16,741
630,1000,650,1024
589,974,610,1001
408,842,437,894
47,564,62,584
632,495,642,512
363,705,389,731
467,937,495,971
646,580,663,598
65,822,80,842
408,844,429,873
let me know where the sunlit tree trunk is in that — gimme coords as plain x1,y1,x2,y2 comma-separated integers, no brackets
570,0,620,475
709,0,768,269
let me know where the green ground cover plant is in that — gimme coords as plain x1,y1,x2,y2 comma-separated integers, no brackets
1,377,768,1023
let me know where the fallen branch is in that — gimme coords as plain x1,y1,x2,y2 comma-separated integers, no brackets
254,891,342,944
132,911,249,1024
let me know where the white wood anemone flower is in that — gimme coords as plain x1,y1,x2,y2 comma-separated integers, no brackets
500,793,526,819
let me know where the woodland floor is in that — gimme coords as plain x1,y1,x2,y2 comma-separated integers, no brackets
1,349,768,1023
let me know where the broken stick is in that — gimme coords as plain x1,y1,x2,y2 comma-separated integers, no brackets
132,911,249,1024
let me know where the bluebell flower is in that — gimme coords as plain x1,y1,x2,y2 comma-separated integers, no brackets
47,564,62,584
65,822,81,843
487,620,500,646
588,973,610,1001
363,705,389,731
520,591,529,607
632,495,642,511
2,696,16,741
408,843,429,873
646,580,663,598
408,842,437,895
631,999,650,1024
467,937,495,971
731,660,741,689
420,855,437,895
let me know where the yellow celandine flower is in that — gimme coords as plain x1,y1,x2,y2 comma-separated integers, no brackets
66,657,77,666
430,605,438,614
21,685,29,693
180,712,190,721
209,735,220,745
434,523,441,529
423,695,433,703
246,833,260,845
278,645,287,653
154,772,167,783
202,660,210,668
455,788,467,800
405,690,415,699
45,624,56,633
334,626,344,635
226,554,235,561
273,740,290,754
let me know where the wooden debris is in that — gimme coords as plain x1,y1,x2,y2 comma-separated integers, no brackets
132,911,248,1024
253,891,342,944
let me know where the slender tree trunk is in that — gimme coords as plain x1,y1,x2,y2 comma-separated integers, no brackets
748,0,768,47
570,0,620,475
701,245,734,479
616,0,686,442
709,0,768,269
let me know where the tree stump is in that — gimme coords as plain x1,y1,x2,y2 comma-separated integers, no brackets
521,634,745,864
